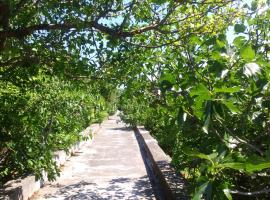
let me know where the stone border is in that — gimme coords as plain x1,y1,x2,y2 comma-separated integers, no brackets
0,123,101,200
135,126,189,200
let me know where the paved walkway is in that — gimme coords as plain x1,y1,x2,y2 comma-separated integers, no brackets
31,115,156,200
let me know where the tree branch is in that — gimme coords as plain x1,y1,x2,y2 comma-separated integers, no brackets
230,188,270,196
215,117,264,156
0,20,164,40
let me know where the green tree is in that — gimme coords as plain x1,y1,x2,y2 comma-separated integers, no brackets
1,0,270,199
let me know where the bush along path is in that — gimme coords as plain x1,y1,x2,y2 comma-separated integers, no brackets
0,77,119,186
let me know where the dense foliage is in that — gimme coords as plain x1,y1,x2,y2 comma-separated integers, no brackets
0,73,118,184
119,1,270,199
0,0,269,199
0,0,121,184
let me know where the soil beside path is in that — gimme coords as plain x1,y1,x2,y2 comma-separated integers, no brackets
31,115,156,200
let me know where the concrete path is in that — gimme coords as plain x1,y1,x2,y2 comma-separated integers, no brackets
31,115,156,200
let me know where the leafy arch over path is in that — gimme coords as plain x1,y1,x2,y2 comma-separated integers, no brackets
1,0,270,199
0,0,236,49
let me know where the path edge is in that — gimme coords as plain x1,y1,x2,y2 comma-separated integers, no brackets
135,126,189,200
0,123,102,200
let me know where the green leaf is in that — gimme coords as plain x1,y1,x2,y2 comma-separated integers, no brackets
160,72,176,85
27,159,34,166
190,35,202,45
190,84,212,119
202,101,212,134
218,162,270,173
190,84,210,97
192,181,210,200
233,36,246,48
202,114,210,134
251,1,258,11
193,98,205,119
152,0,166,5
218,162,246,170
223,189,233,200
240,45,255,61
183,147,214,165
245,162,270,173
214,86,241,93
234,24,246,33
222,100,240,114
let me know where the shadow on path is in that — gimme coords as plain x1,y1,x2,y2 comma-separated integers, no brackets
44,176,154,200
107,127,133,131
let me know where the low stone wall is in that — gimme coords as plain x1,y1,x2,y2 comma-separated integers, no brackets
0,123,101,200
135,126,189,200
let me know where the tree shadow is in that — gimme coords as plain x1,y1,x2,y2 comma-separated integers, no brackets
43,176,155,200
108,127,133,131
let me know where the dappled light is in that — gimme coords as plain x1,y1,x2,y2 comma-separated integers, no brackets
1,0,270,199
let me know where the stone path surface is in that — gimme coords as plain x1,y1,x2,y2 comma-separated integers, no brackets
31,115,156,200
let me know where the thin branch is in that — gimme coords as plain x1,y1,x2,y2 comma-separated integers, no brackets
91,28,103,65
0,57,22,68
215,117,264,156
121,36,184,48
119,0,136,30
0,20,162,40
230,188,270,196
